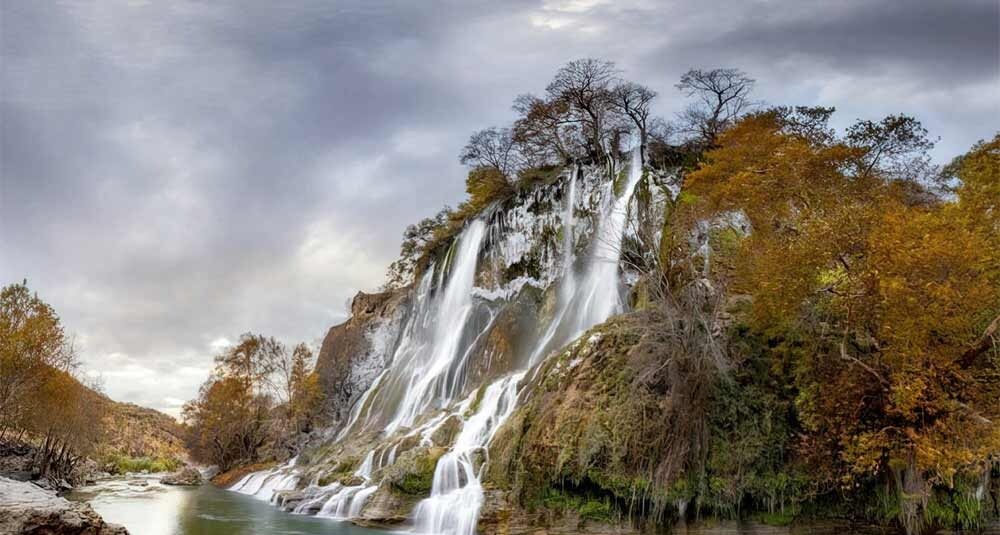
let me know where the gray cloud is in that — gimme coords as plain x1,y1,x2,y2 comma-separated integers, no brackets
1,0,996,417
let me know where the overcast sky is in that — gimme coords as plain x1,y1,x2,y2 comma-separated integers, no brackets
1,0,997,418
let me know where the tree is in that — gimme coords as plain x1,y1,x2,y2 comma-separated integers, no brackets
675,68,755,146
185,333,324,468
460,127,522,178
465,167,514,210
183,375,263,471
385,207,452,289
682,113,1000,532
0,281,76,436
512,93,580,165
846,114,935,180
545,58,619,161
610,81,657,159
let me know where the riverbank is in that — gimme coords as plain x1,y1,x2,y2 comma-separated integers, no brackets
0,476,128,534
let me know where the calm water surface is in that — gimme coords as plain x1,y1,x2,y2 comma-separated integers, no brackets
68,475,390,535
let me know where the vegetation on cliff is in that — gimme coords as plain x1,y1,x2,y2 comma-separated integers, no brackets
481,86,999,533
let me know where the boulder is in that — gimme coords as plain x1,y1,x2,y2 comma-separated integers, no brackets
161,467,203,486
0,476,128,534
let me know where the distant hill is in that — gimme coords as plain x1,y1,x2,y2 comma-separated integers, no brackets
95,396,187,461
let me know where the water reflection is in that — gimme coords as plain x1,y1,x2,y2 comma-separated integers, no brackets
68,475,389,535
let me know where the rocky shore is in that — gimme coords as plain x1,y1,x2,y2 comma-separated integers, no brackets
0,476,128,534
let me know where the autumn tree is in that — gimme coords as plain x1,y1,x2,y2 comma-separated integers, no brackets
511,93,580,165
184,333,324,468
0,281,108,483
682,112,999,533
0,281,76,435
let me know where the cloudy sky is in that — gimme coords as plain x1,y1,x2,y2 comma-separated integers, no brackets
1,0,997,418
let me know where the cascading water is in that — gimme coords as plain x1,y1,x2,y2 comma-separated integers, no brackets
413,374,522,535
529,148,644,364
229,149,646,534
412,150,644,535
384,219,487,432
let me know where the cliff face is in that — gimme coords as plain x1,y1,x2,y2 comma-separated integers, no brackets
315,289,409,428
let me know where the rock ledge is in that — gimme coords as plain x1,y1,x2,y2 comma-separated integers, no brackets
0,476,128,534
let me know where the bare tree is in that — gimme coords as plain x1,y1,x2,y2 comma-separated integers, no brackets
610,81,657,160
676,68,755,145
546,58,619,161
459,127,521,178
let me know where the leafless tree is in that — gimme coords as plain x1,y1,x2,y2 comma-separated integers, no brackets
546,58,619,161
610,81,657,160
459,127,522,178
675,68,755,145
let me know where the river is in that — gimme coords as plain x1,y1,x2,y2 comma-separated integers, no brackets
68,475,390,535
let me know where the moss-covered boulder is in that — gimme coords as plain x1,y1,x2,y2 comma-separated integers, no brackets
382,446,446,496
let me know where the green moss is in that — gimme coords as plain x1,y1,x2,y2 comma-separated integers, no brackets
541,488,615,523
384,447,446,495
465,385,487,417
317,455,359,486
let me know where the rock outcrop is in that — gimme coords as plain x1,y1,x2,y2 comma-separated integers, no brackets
0,476,128,534
315,289,408,427
160,467,202,486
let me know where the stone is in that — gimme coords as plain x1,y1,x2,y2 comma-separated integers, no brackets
0,476,129,534
161,467,203,486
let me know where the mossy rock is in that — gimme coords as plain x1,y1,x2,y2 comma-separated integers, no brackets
316,455,360,486
430,415,463,447
382,446,447,496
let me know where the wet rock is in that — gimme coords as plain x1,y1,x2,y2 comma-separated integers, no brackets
161,467,203,486
429,414,463,447
200,465,220,480
381,446,446,496
354,485,420,526
0,476,129,534
339,475,365,487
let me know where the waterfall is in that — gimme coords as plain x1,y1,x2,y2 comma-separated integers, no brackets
412,150,643,535
383,219,487,433
229,150,645,533
529,149,643,364
412,374,522,535
230,457,300,502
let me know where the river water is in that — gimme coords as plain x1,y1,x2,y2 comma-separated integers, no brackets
68,475,389,535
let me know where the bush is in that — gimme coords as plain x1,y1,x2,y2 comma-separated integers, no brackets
105,454,183,474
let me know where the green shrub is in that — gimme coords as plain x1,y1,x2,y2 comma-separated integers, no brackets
105,454,183,474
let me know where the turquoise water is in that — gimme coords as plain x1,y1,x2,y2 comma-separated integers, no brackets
68,475,390,535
